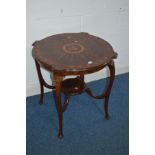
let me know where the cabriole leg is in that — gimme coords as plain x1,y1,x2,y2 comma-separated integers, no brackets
104,60,115,119
54,74,64,139
35,60,44,104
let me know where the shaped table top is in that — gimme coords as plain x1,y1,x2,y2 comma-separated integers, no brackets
32,32,117,74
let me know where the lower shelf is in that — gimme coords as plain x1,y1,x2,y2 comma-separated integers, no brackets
61,77,86,96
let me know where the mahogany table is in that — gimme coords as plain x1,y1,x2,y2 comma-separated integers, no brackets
32,32,118,139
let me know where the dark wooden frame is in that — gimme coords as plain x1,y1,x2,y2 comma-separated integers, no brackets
35,59,115,139
32,33,117,139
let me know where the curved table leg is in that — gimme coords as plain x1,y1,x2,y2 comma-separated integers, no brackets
54,74,64,139
85,60,115,119
35,60,55,104
35,60,44,104
104,60,115,119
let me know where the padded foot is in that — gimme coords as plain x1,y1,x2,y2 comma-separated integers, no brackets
58,133,64,139
39,100,44,104
105,115,111,120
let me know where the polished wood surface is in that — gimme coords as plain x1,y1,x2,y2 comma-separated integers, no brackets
32,33,117,74
32,32,117,139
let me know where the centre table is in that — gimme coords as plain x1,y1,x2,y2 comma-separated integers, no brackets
32,32,118,139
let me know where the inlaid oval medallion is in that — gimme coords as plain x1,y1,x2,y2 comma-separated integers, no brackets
62,43,84,54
